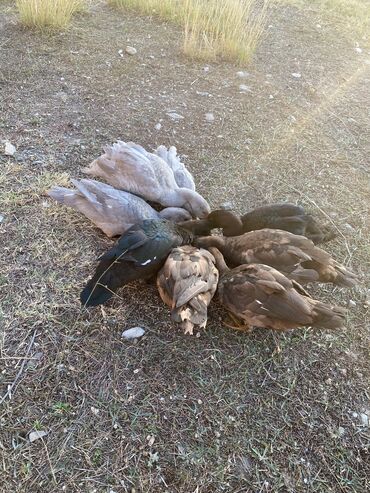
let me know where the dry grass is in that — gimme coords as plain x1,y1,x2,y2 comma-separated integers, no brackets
183,0,268,63
16,0,86,29
109,0,269,63
277,0,370,39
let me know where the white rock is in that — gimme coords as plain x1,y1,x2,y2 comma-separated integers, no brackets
360,413,369,427
355,47,362,53
154,123,162,130
205,113,215,122
291,72,302,78
236,71,249,78
338,426,346,437
125,46,137,55
348,300,356,308
220,202,234,210
4,142,16,156
118,49,124,57
203,66,209,72
29,430,48,442
91,406,100,416
239,84,251,92
167,112,184,120
0,215,4,223
122,327,145,339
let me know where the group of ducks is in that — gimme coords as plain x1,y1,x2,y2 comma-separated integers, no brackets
49,141,358,335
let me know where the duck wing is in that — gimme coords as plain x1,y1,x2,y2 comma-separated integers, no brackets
157,246,218,333
219,264,314,330
82,142,164,202
48,179,160,237
81,220,191,307
155,145,196,191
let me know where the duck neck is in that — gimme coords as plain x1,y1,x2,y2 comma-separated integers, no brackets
208,247,229,274
178,218,212,236
195,235,225,251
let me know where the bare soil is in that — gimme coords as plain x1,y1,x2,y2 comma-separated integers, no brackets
0,1,369,492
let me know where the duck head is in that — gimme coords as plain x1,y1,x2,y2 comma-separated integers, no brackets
207,210,243,236
176,189,211,219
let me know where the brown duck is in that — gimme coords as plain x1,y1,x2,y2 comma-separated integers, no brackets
157,246,218,334
189,204,337,244
210,248,347,331
196,229,357,287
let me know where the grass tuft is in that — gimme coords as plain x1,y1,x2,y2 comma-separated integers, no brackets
109,0,269,63
16,0,86,30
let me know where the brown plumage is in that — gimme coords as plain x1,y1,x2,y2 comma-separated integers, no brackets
210,204,337,244
196,229,357,287
210,248,347,331
157,246,219,334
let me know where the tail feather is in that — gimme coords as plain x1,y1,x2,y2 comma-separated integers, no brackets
333,264,358,288
305,298,347,329
80,260,126,307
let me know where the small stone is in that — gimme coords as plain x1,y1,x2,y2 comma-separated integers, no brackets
355,47,362,53
348,300,356,308
125,46,137,55
291,72,302,78
220,202,234,210
359,413,369,427
203,66,209,72
325,378,332,385
352,412,358,418
343,223,355,234
91,406,100,416
338,426,346,437
4,142,16,156
236,71,249,78
122,327,145,339
205,112,215,122
118,49,124,57
154,123,162,130
167,112,184,121
0,215,4,223
239,84,251,92
29,430,48,443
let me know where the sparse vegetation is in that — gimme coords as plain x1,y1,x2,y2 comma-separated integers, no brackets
278,0,370,39
109,0,269,63
16,0,86,30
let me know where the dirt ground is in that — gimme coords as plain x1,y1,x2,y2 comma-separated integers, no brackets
0,1,369,492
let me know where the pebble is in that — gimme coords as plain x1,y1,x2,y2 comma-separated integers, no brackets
167,112,184,121
125,46,137,55
220,202,234,210
239,84,252,92
0,215,4,223
4,141,16,156
291,72,302,78
348,300,356,308
236,71,249,78
360,413,369,427
154,123,162,130
355,47,362,53
343,223,355,234
338,426,346,437
122,327,145,339
205,113,215,122
29,430,48,443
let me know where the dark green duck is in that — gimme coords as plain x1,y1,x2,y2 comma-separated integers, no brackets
80,219,194,307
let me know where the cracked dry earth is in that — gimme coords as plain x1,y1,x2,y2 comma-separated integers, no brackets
0,1,369,492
